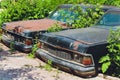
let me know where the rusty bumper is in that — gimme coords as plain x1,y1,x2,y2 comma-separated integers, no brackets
2,35,32,52
36,49,96,78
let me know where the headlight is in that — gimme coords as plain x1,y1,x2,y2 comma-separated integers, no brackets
74,54,93,66
74,54,83,63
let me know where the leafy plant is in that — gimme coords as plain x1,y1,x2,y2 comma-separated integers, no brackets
0,0,66,26
9,41,15,53
28,43,38,58
0,28,3,51
44,60,53,71
47,22,62,32
0,28,2,41
99,29,120,76
1,0,120,27
83,0,120,6
28,37,39,58
72,4,104,28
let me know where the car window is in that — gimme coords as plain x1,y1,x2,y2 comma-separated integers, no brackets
49,8,78,23
97,11,120,28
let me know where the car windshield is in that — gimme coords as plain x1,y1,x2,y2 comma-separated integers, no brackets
49,8,78,23
97,11,120,29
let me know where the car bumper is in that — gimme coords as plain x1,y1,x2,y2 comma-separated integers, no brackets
36,49,96,77
2,35,32,52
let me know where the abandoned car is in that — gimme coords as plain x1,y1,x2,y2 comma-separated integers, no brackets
1,4,117,52
36,9,120,77
1,4,78,52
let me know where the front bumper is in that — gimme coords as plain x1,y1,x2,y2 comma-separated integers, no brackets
36,49,96,77
2,35,32,52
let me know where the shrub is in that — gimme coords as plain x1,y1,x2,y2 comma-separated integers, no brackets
99,29,120,77
83,0,120,7
71,4,104,28
44,60,53,71
0,0,66,27
47,22,62,32
1,0,120,27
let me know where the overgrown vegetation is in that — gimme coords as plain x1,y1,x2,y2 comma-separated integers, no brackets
1,0,120,77
71,5,104,28
0,0,66,27
1,0,120,27
44,60,53,71
99,29,120,77
9,41,15,53
0,29,2,41
0,28,3,51
28,43,38,58
47,22,63,32
28,37,39,58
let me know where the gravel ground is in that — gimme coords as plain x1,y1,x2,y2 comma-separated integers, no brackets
0,43,120,80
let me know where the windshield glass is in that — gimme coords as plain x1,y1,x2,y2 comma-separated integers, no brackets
49,8,78,23
97,11,120,29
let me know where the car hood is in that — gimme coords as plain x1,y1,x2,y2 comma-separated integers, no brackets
39,27,109,53
3,18,67,32
43,27,109,44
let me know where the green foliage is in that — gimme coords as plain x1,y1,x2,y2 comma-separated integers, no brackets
0,0,66,26
72,5,104,28
107,29,120,66
102,61,111,73
0,28,3,51
10,41,15,53
99,29,120,76
28,43,38,58
44,60,53,71
28,37,39,58
1,0,120,76
47,22,62,32
1,0,47,21
0,29,2,41
1,0,120,27
99,54,110,63
83,0,120,6
99,54,111,73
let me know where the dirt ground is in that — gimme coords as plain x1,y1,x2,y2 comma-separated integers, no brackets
0,43,120,80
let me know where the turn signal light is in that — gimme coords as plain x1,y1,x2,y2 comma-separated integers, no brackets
82,56,92,65
24,39,32,45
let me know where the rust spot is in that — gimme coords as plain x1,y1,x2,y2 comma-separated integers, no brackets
73,40,92,50
13,26,24,33
77,40,92,45
5,18,67,32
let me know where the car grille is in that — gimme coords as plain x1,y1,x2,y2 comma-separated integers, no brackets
3,30,26,42
42,44,73,60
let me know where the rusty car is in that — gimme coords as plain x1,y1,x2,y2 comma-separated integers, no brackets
36,9,120,77
1,4,117,52
1,4,78,52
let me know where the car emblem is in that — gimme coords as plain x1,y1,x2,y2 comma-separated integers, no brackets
73,41,80,50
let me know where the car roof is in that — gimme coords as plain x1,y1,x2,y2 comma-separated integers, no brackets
58,4,118,9
106,8,120,12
